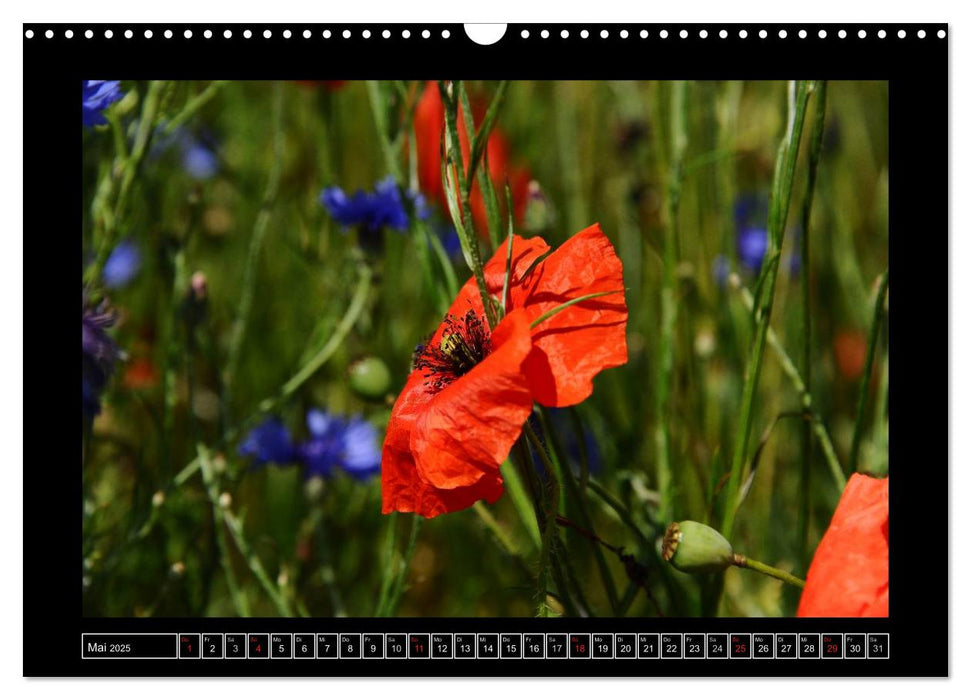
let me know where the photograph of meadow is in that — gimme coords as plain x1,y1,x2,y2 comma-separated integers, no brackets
82,79,889,618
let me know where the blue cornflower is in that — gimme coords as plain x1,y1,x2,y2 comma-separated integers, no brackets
102,240,142,289
181,136,219,180
733,193,770,273
297,409,381,481
238,418,297,467
320,176,426,234
437,224,463,260
82,298,122,417
737,226,769,272
82,80,125,127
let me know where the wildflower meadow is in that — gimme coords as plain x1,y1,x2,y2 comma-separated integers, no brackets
82,80,889,618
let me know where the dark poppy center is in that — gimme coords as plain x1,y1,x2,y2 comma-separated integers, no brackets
413,309,491,393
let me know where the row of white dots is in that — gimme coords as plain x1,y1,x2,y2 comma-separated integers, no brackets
521,27,945,40
25,27,454,40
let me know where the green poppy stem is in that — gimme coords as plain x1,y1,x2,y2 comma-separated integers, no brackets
733,553,805,589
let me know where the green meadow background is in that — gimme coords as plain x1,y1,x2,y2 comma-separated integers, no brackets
82,80,888,617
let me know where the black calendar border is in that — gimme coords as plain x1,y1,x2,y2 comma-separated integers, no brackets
23,22,948,677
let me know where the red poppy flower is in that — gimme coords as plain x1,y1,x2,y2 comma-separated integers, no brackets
413,81,532,236
381,224,628,518
797,473,889,617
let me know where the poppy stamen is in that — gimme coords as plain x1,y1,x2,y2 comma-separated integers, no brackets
413,309,491,393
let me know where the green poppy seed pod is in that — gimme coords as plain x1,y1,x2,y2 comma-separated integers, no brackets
662,520,736,574
348,356,392,401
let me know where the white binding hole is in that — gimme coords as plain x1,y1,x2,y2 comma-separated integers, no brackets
323,29,331,38
541,29,549,39
125,29,133,38
264,29,272,39
243,29,252,39
641,29,649,38
204,29,212,38
144,29,153,38
184,30,192,39
659,29,668,39
382,29,391,39
779,29,787,38
561,29,569,39
521,29,529,38
303,29,311,38
45,29,54,39
224,29,232,39
699,29,708,39
858,29,867,38
719,29,727,39
441,29,450,38
877,29,886,39
679,29,688,38
818,29,827,39
759,29,767,39
65,29,73,38
620,29,629,38
739,29,748,38
938,29,946,38
342,29,351,39
164,29,173,39
798,29,807,39
580,29,589,39
362,29,370,38
600,29,608,38
898,29,906,38
422,29,430,38
463,24,504,44
104,29,113,39
283,29,291,39
25,29,33,39
85,29,93,39
402,29,410,38
917,29,926,38
838,29,846,38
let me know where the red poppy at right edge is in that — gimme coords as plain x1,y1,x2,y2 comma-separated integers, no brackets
797,473,889,617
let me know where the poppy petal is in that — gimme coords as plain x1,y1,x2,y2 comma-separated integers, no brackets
439,234,551,326
382,371,506,518
411,308,535,490
512,223,629,407
797,473,889,617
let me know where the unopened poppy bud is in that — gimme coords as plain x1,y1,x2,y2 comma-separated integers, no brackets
191,271,208,301
218,492,232,509
151,490,165,508
662,520,736,574
348,356,392,401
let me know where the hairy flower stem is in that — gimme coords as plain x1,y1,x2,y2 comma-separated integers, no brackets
849,270,890,475
798,81,828,568
732,554,806,589
720,81,813,540
654,80,688,527
224,80,285,414
729,276,846,492
197,444,250,616
511,436,579,617
87,80,166,289
438,81,497,329
533,412,621,616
